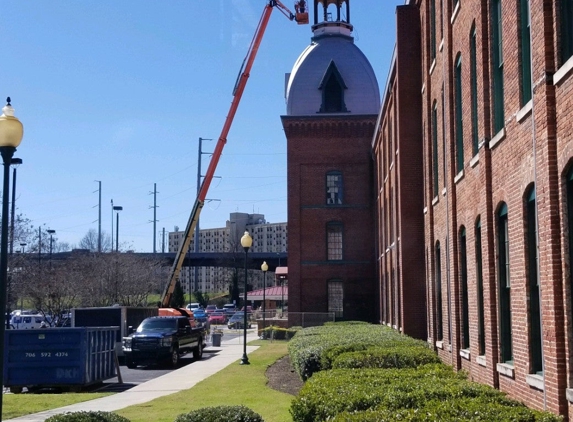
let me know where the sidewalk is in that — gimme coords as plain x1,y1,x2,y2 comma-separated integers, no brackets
5,330,261,422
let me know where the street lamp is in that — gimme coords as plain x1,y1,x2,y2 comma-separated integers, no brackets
0,97,24,418
240,230,252,365
113,206,123,252
261,261,268,337
20,242,26,254
9,157,22,255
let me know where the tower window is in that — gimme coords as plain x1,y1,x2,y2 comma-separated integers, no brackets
326,171,343,205
319,61,348,113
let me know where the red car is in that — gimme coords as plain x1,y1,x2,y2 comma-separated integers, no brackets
208,312,226,325
205,305,217,314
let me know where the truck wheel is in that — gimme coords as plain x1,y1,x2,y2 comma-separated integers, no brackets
9,386,22,394
170,347,180,368
193,341,203,360
126,360,137,369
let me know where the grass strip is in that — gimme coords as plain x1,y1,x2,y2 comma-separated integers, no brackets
116,340,293,422
3,393,112,420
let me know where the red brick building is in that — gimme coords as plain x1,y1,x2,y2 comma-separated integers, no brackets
281,0,379,324
372,4,426,340
373,0,573,418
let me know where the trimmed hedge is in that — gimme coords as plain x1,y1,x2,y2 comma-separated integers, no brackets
329,397,563,421
290,365,512,422
331,344,441,369
45,411,130,422
175,405,264,422
260,325,298,340
288,323,428,380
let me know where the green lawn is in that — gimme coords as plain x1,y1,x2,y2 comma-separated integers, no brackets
116,340,293,422
2,340,293,422
3,393,112,420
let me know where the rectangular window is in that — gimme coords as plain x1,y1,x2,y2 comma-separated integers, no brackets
526,189,542,373
432,103,439,198
520,0,532,105
492,0,505,133
326,172,343,205
470,28,479,155
562,0,573,63
455,56,464,173
327,223,343,260
328,280,343,318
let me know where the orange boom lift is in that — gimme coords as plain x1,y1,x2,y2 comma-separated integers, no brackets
160,1,308,306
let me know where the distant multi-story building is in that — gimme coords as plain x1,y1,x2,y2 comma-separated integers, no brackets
168,212,287,294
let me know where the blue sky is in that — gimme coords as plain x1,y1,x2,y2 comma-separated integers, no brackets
1,0,403,252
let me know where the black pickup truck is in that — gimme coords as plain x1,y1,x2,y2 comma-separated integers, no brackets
122,316,206,368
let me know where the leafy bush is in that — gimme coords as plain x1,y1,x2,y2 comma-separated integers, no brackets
329,397,563,421
45,411,130,422
290,365,509,422
175,405,264,422
288,323,426,380
261,325,299,340
332,344,441,369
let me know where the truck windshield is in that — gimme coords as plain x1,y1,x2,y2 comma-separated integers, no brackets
137,319,176,332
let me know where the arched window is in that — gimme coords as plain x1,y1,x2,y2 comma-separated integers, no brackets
498,202,512,363
459,226,470,349
454,54,464,173
435,241,443,341
475,218,486,355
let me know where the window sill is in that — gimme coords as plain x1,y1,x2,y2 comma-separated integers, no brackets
476,355,486,367
432,195,439,206
423,206,428,215
526,374,545,391
496,362,515,379
516,100,532,123
454,169,464,184
439,39,444,52
489,127,506,149
451,2,460,24
554,55,573,86
436,340,444,349
421,83,425,94
460,349,470,360
442,187,447,197
566,388,573,403
430,59,436,75
470,153,479,168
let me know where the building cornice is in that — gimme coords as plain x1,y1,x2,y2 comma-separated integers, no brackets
281,114,378,137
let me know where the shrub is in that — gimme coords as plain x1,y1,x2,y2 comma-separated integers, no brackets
288,323,426,380
174,405,264,422
329,397,563,421
45,411,130,422
260,325,299,340
332,344,441,369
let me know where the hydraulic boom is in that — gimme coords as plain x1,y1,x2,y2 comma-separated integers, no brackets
161,1,307,307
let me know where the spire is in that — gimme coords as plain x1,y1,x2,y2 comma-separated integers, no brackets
312,0,353,38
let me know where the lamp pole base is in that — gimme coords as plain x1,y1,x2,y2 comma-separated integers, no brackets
240,354,250,365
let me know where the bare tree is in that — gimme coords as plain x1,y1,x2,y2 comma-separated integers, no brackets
78,229,112,252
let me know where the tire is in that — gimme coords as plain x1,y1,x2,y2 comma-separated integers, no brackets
9,386,22,394
170,347,180,368
193,341,203,360
126,360,137,369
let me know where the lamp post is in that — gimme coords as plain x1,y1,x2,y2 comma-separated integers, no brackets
113,206,123,252
9,157,22,255
47,229,55,268
261,261,268,336
0,97,24,418
20,243,26,254
240,230,252,365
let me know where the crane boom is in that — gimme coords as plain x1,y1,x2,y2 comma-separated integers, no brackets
161,1,306,307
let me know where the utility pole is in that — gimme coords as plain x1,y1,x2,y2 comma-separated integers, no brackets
94,181,102,252
149,183,158,254
162,227,165,253
110,199,114,250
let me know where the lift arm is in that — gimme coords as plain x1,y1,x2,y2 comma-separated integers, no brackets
161,1,305,307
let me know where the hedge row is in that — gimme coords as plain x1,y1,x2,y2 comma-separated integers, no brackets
44,406,265,422
287,322,429,380
290,366,562,422
259,325,299,340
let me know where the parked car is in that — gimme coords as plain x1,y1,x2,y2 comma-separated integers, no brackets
193,308,209,328
208,312,226,325
222,304,237,318
186,303,202,311
205,305,217,314
227,312,251,330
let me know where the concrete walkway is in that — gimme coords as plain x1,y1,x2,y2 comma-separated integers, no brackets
5,331,261,422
